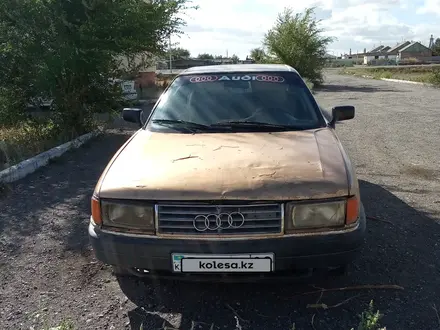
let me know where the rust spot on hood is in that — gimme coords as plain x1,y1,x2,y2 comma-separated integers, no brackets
98,130,351,201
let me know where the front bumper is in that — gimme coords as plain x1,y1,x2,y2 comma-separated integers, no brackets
89,204,366,278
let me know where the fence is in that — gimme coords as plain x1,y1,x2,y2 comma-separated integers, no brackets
397,56,440,65
325,59,362,68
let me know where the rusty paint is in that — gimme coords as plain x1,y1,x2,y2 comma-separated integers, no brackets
98,129,352,201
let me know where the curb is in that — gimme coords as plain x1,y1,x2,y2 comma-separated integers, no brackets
0,130,101,183
380,78,435,87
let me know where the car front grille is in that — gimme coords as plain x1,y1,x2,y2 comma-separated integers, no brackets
156,203,283,236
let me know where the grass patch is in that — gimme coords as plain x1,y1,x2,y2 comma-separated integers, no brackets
354,300,385,330
339,65,440,86
0,120,69,170
0,107,118,171
45,319,75,330
0,117,105,171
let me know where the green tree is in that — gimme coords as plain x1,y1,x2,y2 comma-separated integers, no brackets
0,0,193,132
169,47,191,59
231,54,240,63
197,53,214,59
250,48,267,63
263,7,334,86
432,38,440,56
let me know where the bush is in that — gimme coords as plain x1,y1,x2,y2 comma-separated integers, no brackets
263,7,335,86
0,0,193,134
429,68,440,86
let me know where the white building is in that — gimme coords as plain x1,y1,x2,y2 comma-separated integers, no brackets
363,42,410,65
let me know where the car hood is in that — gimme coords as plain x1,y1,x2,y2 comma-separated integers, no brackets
98,128,349,201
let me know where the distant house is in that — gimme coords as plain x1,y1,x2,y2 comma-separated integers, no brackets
397,41,433,61
363,41,411,65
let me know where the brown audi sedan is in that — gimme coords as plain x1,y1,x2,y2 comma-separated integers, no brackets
89,64,365,281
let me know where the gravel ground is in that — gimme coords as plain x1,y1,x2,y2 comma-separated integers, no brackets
1,72,439,330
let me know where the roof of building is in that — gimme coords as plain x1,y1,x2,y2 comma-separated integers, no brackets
398,42,416,52
179,64,298,75
398,41,432,53
363,45,391,56
387,41,411,53
364,52,384,56
370,45,385,53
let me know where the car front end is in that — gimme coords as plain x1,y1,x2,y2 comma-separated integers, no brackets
89,198,365,280
89,65,366,281
89,129,366,281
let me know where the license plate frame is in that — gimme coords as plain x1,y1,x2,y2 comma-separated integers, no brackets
171,253,274,273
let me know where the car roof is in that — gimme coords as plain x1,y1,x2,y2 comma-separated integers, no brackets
179,64,299,75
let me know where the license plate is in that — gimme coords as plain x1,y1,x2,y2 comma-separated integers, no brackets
171,253,274,273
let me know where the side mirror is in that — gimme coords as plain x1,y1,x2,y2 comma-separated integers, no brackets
122,108,143,127
329,105,355,128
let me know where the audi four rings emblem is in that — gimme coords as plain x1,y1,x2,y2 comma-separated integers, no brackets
193,212,246,231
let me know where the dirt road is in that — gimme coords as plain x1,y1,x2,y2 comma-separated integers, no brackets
1,73,439,330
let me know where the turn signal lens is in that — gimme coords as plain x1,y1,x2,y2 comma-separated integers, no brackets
346,196,359,225
91,196,102,225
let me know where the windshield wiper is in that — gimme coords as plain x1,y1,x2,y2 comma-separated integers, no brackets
152,119,213,132
211,121,305,131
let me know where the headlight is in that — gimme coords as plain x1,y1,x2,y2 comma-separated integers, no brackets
286,200,346,231
101,201,155,232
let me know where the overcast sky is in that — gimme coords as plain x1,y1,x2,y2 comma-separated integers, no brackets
175,0,439,59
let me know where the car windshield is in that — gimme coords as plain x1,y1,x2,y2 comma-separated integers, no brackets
147,71,324,133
